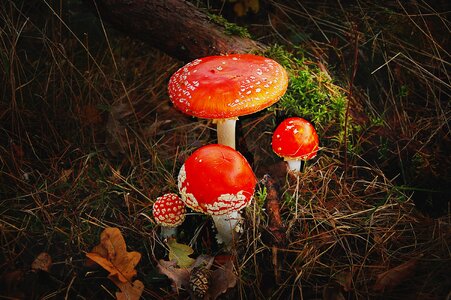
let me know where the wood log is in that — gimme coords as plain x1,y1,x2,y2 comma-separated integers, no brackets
85,0,266,61
260,174,287,246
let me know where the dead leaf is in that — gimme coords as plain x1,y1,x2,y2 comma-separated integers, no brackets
86,227,141,283
232,0,259,16
335,269,353,292
0,270,24,296
373,256,421,292
105,102,134,156
157,253,236,299
115,279,144,300
166,238,195,268
233,2,246,17
246,0,259,13
11,142,24,162
323,284,345,300
157,259,190,291
79,104,102,126
59,169,73,183
31,252,52,272
157,255,213,292
208,260,237,300
213,254,235,266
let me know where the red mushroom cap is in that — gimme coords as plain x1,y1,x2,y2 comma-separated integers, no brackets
152,193,186,227
178,144,257,215
272,117,319,160
168,54,288,119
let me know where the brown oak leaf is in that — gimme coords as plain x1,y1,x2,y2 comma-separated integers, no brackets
209,260,237,300
79,104,102,126
31,252,52,273
335,269,354,292
86,227,141,283
157,259,191,291
373,256,421,292
115,279,144,300
158,255,237,299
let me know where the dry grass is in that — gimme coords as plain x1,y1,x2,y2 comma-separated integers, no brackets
0,0,449,299
237,154,449,299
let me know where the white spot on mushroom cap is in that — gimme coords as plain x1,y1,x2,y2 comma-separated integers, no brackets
178,164,200,211
203,190,250,215
180,186,199,211
178,164,187,186
191,59,202,66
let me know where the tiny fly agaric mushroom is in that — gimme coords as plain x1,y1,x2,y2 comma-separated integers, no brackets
152,193,186,238
272,117,319,172
178,144,257,248
168,54,288,149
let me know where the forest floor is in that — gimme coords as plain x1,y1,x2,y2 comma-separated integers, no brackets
0,0,450,299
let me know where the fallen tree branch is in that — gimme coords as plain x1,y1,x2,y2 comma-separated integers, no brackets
260,174,287,246
84,0,266,61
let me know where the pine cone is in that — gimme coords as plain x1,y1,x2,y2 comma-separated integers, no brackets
189,265,212,299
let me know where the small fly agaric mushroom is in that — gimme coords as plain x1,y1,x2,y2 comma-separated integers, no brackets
177,144,257,248
152,193,186,239
168,54,288,149
272,117,319,172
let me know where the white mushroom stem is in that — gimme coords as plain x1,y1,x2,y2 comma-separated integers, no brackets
160,226,177,239
286,159,301,173
285,159,302,220
211,210,242,249
215,118,237,149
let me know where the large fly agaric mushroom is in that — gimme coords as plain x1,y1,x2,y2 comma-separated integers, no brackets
168,54,288,149
177,144,257,248
152,193,186,239
272,117,319,172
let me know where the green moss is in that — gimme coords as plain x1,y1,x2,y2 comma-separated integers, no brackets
207,13,251,38
254,185,267,208
264,45,348,140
